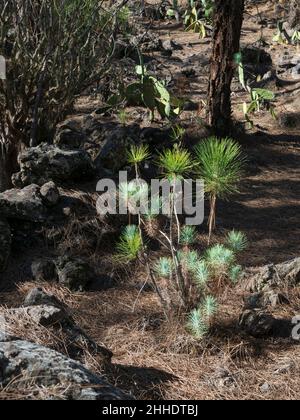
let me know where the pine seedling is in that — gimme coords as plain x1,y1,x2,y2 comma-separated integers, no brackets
187,308,208,339
229,265,243,284
193,260,210,289
226,230,248,254
201,295,218,320
194,137,245,243
157,146,194,181
127,144,151,165
116,225,142,262
180,226,197,247
205,244,235,270
154,257,173,278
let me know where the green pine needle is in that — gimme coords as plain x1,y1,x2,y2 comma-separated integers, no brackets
201,295,218,319
226,230,248,253
127,144,151,165
116,225,142,262
194,137,245,199
205,244,235,269
180,226,197,246
187,309,209,339
157,146,194,180
154,257,173,278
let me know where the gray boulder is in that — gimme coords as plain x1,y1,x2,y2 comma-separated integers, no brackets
0,340,131,400
239,310,276,338
0,184,48,222
1,305,68,327
24,287,63,308
54,128,87,149
56,256,96,291
239,310,293,338
12,143,95,188
244,291,289,310
0,218,11,272
242,257,300,292
2,291,112,365
84,118,139,172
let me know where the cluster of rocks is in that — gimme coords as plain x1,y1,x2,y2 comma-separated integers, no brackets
55,116,173,173
31,256,97,292
0,287,131,400
0,182,60,273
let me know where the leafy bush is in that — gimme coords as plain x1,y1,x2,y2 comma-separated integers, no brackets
167,0,213,38
109,59,183,120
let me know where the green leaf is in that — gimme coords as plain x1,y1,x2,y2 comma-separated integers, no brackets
166,9,176,17
135,65,144,76
142,80,157,112
252,88,275,101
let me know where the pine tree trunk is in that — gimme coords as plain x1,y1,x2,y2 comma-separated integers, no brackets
207,0,245,136
289,0,300,29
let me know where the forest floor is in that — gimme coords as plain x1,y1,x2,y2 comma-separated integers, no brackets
1,1,300,400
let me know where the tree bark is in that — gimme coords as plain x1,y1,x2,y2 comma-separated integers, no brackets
207,0,245,136
289,0,300,30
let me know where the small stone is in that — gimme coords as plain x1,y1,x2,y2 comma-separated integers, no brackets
260,382,270,393
278,113,300,129
273,361,295,375
291,63,300,79
40,182,60,207
162,39,183,52
266,291,289,307
26,305,68,326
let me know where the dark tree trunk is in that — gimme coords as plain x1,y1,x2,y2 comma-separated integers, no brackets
207,0,245,136
289,0,300,29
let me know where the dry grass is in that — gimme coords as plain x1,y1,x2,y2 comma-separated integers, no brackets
0,381,69,401
66,282,300,400
16,281,84,308
2,269,299,400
